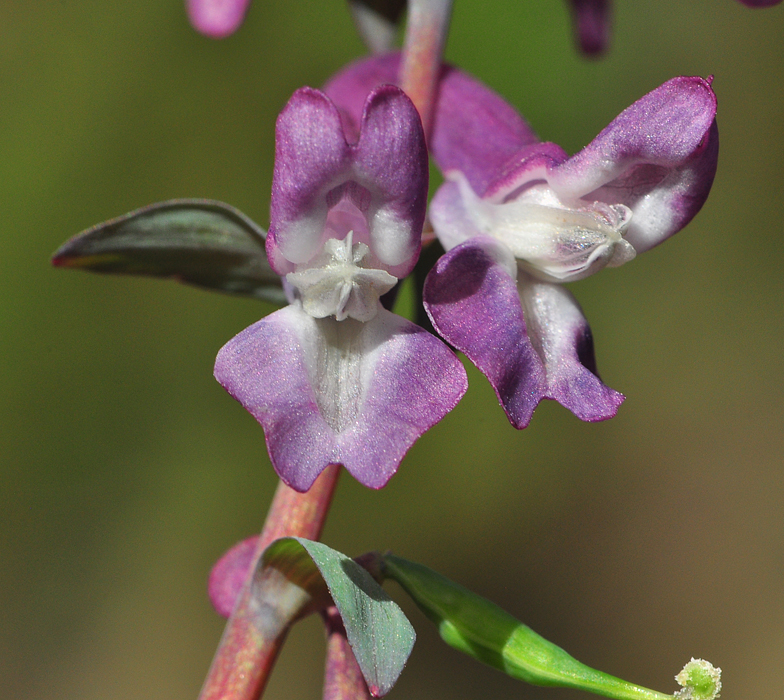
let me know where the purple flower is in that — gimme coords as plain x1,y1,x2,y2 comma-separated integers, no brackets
564,0,780,56
186,0,252,38
325,55,718,428
566,0,611,56
424,73,718,428
214,85,467,492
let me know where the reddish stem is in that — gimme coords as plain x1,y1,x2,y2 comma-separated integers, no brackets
399,0,454,137
198,464,341,700
322,607,374,700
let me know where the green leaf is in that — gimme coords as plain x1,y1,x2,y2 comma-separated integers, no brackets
52,199,286,304
264,539,415,697
383,555,673,700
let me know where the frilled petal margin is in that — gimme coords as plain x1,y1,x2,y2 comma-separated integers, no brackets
424,237,623,427
209,536,257,618
186,0,251,38
215,304,467,491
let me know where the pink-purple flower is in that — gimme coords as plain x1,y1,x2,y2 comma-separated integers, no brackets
326,54,718,429
214,85,467,492
425,73,718,428
186,0,252,38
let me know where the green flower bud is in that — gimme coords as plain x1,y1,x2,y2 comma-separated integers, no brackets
382,554,673,700
675,659,721,700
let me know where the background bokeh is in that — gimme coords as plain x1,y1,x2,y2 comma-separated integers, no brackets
3,1,784,699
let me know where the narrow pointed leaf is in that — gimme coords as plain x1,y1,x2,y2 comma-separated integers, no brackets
383,555,674,700
52,199,285,303
290,539,415,697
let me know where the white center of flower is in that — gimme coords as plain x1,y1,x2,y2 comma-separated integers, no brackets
286,231,398,322
454,172,637,282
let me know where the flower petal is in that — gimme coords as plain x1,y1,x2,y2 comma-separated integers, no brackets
429,66,541,197
355,85,428,277
267,88,353,274
186,0,251,38
323,53,402,142
323,54,539,196
208,536,258,618
547,77,718,252
214,304,467,491
267,86,427,278
566,0,611,56
517,270,624,421
423,237,546,428
428,180,482,252
424,238,623,427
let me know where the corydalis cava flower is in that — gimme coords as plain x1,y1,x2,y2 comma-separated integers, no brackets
325,54,718,429
425,75,718,428
214,85,467,492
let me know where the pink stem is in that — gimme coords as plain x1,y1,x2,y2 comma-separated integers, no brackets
198,464,342,700
322,607,374,700
399,0,454,138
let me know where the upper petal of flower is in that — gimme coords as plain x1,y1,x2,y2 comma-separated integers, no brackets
214,304,467,491
186,0,251,38
323,53,540,197
543,76,718,253
267,85,427,279
439,76,718,259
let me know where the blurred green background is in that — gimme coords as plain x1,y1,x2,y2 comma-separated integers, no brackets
2,1,783,699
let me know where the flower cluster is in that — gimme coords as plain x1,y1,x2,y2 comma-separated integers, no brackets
325,53,718,428
55,51,719,492
217,51,717,485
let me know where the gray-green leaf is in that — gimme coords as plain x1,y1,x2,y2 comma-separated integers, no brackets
52,199,285,303
264,539,414,697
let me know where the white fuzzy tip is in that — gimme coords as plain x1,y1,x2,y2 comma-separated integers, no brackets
674,658,721,700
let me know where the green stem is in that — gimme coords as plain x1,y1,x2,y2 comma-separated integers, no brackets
198,464,341,700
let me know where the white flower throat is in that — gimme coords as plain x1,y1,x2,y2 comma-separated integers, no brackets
286,231,397,322
454,172,636,282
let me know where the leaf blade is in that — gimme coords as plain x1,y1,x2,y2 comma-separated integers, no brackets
281,539,415,697
52,199,285,303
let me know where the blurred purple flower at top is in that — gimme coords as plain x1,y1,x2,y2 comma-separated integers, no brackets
214,84,467,492
566,0,610,55
186,0,251,38
565,0,780,56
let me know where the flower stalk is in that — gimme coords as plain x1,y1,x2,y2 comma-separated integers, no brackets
198,464,341,700
399,0,454,137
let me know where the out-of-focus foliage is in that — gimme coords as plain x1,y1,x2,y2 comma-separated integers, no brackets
1,2,783,700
